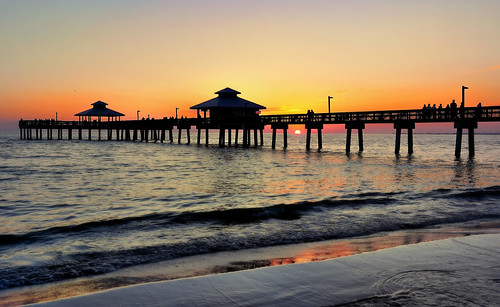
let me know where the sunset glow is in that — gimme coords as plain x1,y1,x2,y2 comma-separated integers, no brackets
1,1,499,132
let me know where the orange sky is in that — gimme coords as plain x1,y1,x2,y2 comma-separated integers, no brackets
1,1,499,131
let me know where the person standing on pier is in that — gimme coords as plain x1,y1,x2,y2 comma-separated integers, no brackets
476,102,482,119
450,100,457,118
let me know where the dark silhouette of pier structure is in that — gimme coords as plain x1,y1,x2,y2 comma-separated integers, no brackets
18,88,500,158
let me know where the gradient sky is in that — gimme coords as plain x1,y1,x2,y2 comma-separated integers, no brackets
1,0,499,131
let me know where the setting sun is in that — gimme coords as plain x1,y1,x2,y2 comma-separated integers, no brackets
294,130,301,135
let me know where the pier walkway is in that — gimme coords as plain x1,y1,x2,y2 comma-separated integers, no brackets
19,106,500,157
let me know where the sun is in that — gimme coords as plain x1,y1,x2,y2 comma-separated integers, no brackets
294,130,301,135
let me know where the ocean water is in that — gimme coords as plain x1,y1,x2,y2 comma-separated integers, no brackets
0,130,499,291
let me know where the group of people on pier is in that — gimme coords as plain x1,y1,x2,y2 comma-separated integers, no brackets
421,100,482,120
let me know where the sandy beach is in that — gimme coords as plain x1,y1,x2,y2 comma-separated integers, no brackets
27,232,500,306
1,222,498,306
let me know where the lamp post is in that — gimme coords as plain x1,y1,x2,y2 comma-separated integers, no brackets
176,108,179,119
137,110,140,120
56,112,58,121
328,96,333,113
461,86,468,107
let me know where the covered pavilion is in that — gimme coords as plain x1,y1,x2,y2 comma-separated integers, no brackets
190,87,266,147
75,101,125,122
190,88,266,125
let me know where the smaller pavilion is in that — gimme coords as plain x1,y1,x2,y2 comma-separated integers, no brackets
75,101,125,122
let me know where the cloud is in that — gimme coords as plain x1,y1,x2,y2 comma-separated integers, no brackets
471,65,500,74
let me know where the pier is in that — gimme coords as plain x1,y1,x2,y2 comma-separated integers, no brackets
19,106,500,157
18,88,500,158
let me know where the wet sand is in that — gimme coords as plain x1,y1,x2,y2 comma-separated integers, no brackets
2,221,499,306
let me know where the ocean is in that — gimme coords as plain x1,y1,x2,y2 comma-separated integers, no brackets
1,130,499,295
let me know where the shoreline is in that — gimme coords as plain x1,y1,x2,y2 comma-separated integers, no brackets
2,220,499,306
33,232,500,306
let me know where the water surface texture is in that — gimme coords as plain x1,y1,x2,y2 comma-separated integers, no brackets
1,132,499,289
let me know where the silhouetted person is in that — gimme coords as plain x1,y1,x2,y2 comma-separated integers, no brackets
476,102,482,119
450,100,457,118
445,104,450,119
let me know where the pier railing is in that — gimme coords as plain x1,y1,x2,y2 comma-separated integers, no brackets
260,106,500,125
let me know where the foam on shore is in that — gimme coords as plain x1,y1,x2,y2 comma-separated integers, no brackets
32,233,500,306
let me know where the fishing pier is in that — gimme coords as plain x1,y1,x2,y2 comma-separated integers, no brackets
18,88,500,158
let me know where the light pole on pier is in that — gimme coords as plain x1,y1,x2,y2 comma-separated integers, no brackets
176,108,179,119
461,86,468,107
328,96,333,113
137,110,140,120
56,112,58,121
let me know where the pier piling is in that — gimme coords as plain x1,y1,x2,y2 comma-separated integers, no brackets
345,122,365,153
454,120,477,158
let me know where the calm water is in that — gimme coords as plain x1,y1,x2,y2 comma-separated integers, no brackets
1,131,499,290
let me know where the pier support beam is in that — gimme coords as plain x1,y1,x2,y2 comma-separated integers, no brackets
243,128,248,147
345,122,365,153
306,123,324,151
177,125,191,144
271,123,288,149
218,128,225,147
394,121,415,155
454,120,477,158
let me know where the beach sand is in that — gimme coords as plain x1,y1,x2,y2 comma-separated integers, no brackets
2,222,499,306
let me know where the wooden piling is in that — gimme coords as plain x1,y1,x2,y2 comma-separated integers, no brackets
394,121,415,155
345,128,351,153
395,127,401,154
272,128,277,149
345,122,364,153
454,120,477,158
243,128,248,147
219,128,225,147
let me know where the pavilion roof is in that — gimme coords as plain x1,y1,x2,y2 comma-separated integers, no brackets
190,88,266,110
74,101,125,117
